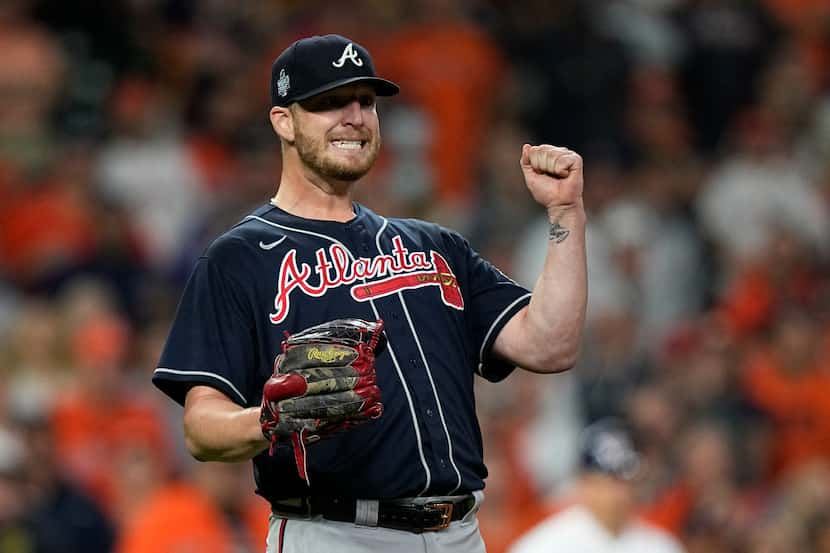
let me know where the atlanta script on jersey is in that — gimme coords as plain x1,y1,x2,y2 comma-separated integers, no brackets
153,202,531,502
270,234,464,325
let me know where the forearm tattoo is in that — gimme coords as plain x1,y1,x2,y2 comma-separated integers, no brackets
549,220,570,243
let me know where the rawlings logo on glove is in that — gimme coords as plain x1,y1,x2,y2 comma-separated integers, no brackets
306,346,353,363
260,318,385,485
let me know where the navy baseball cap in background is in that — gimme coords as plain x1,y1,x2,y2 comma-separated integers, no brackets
579,418,642,481
270,34,400,107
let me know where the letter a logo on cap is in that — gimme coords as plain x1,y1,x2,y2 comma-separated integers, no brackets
332,43,364,68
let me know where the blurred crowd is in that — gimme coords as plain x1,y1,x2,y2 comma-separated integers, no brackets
0,0,828,552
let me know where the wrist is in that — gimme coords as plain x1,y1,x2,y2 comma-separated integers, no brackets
247,407,271,444
547,202,585,243
547,201,585,224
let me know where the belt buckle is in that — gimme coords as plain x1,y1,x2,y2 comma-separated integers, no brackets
423,501,454,531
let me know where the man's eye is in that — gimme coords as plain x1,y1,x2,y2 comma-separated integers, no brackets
303,96,341,111
302,94,374,111
324,97,342,109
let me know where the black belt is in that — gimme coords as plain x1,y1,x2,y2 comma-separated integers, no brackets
271,495,477,533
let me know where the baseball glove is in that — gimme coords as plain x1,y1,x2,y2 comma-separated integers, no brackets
260,318,385,484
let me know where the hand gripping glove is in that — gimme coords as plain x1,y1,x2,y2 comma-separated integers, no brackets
260,318,385,484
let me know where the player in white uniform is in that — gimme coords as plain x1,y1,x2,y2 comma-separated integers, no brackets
508,419,686,553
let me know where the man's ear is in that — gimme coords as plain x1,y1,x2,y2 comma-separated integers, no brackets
270,106,294,142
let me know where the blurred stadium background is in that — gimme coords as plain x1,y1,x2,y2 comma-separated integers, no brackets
0,0,828,551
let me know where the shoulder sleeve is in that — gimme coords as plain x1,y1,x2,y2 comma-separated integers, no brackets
152,253,257,407
449,230,531,382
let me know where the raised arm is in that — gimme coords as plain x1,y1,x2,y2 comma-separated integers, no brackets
183,385,269,462
493,144,588,374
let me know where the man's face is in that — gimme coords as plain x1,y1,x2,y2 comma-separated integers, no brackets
290,83,381,182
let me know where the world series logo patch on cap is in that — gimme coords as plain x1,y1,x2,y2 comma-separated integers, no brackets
277,68,290,97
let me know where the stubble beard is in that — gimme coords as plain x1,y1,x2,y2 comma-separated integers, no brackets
294,126,381,182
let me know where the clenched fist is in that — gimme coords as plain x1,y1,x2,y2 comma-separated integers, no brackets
520,144,583,211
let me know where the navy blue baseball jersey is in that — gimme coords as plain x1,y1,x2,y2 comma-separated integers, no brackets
153,202,531,503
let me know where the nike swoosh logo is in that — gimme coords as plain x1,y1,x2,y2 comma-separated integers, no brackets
258,237,286,250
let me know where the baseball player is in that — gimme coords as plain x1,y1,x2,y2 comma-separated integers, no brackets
152,34,587,553
507,419,687,553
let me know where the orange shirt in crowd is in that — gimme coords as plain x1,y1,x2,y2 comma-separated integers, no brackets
239,496,272,551
115,481,271,553
718,265,819,338
115,482,233,553
0,183,96,281
718,269,774,338
741,351,830,479
763,0,830,89
187,135,238,193
763,0,830,30
51,391,172,514
372,23,505,203
477,426,552,553
479,500,553,553
640,482,696,535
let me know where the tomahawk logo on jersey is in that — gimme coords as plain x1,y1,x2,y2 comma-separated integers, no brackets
152,202,531,502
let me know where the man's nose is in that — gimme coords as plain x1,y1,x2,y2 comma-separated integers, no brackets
341,100,364,126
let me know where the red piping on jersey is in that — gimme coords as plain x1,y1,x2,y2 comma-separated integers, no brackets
278,518,287,553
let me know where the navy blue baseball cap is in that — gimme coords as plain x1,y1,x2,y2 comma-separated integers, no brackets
579,418,641,480
270,34,400,107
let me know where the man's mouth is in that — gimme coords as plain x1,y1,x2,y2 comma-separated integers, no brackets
330,139,365,150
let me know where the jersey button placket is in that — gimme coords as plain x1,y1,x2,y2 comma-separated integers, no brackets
356,224,370,254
